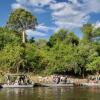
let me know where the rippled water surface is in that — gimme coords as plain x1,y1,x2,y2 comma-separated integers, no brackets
0,87,100,100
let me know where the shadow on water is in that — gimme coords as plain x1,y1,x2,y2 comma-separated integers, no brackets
0,87,100,100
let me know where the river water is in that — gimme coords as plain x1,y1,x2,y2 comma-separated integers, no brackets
0,87,100,100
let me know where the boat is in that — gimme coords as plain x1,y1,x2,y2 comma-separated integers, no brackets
2,84,34,88
41,83,74,87
82,83,100,87
1,74,34,88
82,75,100,87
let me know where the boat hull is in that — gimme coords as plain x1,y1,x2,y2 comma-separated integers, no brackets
2,84,34,88
41,83,74,87
82,83,100,87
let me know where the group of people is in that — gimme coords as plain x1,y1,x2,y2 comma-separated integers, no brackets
52,75,68,84
87,75,100,83
6,75,32,85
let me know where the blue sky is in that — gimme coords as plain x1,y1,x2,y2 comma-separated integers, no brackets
1,0,100,39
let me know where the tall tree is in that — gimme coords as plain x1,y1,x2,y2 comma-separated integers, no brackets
81,23,93,42
49,29,68,46
74,43,98,77
6,8,37,43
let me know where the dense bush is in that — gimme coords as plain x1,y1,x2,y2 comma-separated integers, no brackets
0,9,100,77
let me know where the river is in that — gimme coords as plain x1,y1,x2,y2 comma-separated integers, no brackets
0,87,100,100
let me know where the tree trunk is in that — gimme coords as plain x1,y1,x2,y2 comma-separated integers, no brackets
82,73,85,79
22,31,25,43
17,66,19,73
82,68,85,79
96,71,99,82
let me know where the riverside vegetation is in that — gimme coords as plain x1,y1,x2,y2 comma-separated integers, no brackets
0,8,100,79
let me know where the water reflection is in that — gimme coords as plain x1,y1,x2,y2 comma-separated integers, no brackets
0,87,100,100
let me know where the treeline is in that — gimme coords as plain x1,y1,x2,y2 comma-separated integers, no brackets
0,8,100,77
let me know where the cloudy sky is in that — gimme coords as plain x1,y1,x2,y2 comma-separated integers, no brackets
1,0,100,39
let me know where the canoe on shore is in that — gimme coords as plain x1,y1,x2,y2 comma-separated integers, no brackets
1,84,34,88
82,83,100,87
41,83,74,87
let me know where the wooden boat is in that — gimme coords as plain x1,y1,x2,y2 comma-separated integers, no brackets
2,84,34,88
2,74,34,88
82,83,100,87
41,83,74,87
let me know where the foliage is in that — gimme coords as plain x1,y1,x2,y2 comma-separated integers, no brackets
6,8,37,43
0,8,100,77
0,27,21,50
49,29,79,46
64,32,79,45
6,8,37,32
45,43,75,74
93,27,100,42
49,29,68,46
86,57,100,72
81,23,93,42
73,43,98,76
0,44,24,72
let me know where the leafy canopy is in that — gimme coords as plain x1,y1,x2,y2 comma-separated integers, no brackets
6,8,37,32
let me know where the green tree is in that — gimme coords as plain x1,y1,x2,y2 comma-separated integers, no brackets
45,43,75,74
49,29,79,47
64,32,79,45
32,43,49,74
0,44,24,73
81,23,93,42
28,37,35,43
6,8,37,43
49,29,68,46
74,43,98,77
93,27,100,42
35,39,48,48
0,27,21,50
86,57,100,74
24,43,36,72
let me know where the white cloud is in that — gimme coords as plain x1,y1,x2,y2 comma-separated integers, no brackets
26,29,47,37
12,0,56,13
29,0,56,7
50,2,66,10
51,2,88,29
16,0,27,4
50,0,100,30
16,0,56,7
86,0,100,13
94,21,100,28
11,0,100,35
26,24,54,37
33,8,46,13
11,3,23,9
36,24,54,32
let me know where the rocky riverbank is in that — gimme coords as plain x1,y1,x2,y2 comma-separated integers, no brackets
30,75,88,86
